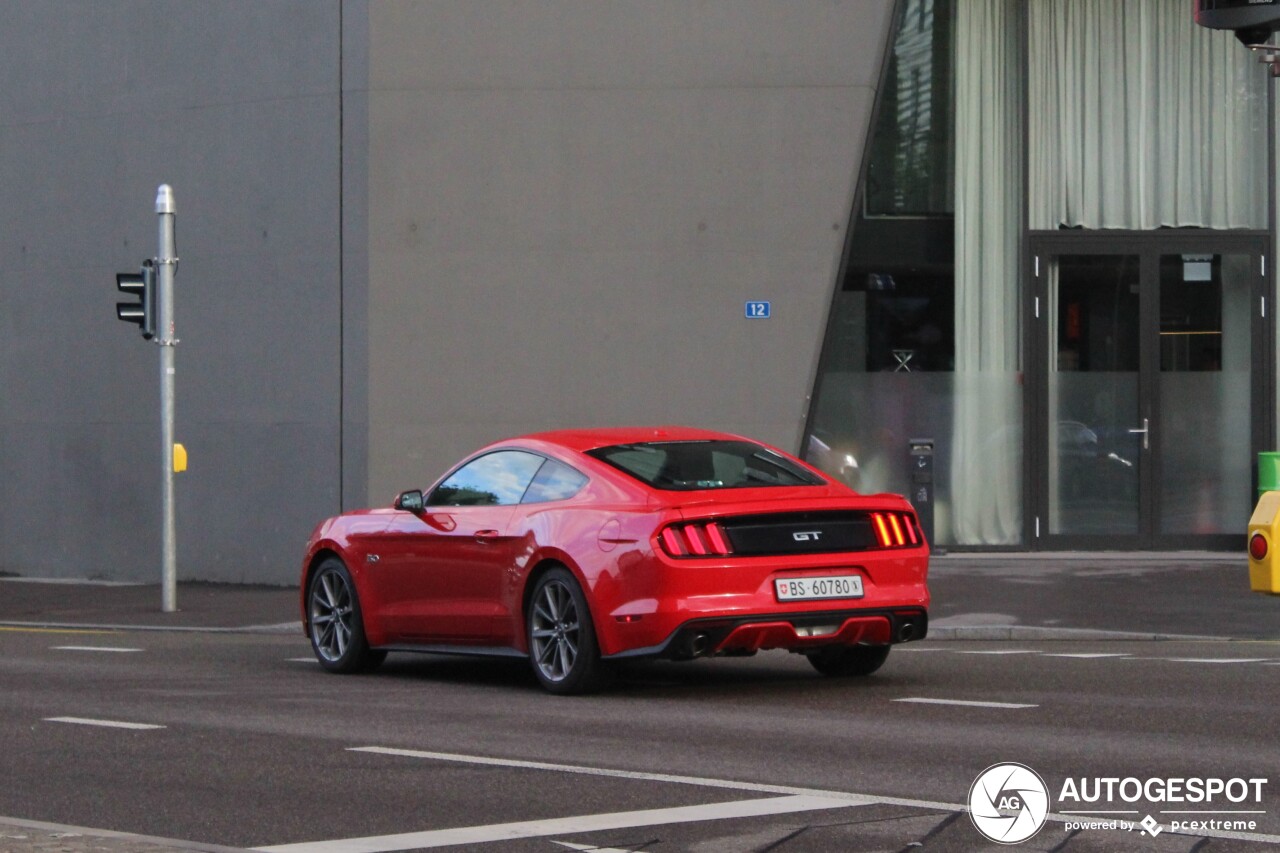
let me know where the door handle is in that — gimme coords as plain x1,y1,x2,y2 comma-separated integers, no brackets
1127,418,1149,451
474,529,500,542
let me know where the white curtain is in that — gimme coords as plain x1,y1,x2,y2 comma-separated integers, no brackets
951,0,1023,545
1029,0,1268,230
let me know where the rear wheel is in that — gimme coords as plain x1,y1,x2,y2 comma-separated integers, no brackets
307,558,385,674
527,568,612,695
806,644,890,677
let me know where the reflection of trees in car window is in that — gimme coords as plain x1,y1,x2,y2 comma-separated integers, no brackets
432,483,500,506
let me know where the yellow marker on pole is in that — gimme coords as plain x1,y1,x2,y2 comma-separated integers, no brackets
173,443,187,474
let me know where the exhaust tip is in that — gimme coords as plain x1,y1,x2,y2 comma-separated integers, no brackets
897,621,919,643
691,632,712,657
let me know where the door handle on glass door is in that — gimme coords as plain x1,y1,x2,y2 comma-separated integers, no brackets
1127,418,1149,451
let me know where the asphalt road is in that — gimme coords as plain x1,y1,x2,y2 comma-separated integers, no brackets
2,624,1278,852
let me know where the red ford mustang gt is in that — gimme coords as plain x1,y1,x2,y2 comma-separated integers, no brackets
300,427,930,694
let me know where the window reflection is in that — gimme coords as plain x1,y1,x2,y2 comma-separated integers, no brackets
430,451,545,507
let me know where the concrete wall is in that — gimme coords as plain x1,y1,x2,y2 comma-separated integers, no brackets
364,0,895,499
0,2,344,584
0,1,891,583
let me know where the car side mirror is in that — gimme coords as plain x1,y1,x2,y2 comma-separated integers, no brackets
394,489,424,513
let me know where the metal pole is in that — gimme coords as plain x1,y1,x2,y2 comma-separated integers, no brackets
156,185,178,613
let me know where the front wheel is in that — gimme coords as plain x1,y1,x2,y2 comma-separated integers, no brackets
527,568,612,695
806,644,890,677
307,558,386,674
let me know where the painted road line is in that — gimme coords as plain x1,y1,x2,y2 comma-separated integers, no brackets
52,645,143,653
956,650,1038,655
253,795,850,853
0,626,113,635
1042,653,1131,658
893,697,1038,709
44,716,165,731
1163,658,1271,664
288,657,318,663
0,577,142,587
551,842,635,853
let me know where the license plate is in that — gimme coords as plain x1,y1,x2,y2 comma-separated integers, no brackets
775,575,864,602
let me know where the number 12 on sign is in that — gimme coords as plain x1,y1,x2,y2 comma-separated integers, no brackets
745,301,772,319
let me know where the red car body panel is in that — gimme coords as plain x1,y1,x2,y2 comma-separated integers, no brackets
301,427,930,662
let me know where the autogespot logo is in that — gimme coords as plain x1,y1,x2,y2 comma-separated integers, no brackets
969,763,1051,844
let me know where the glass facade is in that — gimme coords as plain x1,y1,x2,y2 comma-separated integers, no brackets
805,0,1269,548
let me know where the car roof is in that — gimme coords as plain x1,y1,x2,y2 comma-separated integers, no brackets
516,426,750,454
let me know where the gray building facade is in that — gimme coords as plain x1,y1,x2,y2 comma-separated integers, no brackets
2,1,892,584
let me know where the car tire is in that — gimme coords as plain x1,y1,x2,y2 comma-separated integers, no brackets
307,557,386,674
806,644,890,677
527,567,612,695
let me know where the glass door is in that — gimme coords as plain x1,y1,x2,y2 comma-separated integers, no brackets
1156,252,1256,542
1044,254,1143,539
1028,235,1269,549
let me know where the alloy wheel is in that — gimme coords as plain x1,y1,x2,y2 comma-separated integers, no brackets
530,579,580,682
310,567,355,663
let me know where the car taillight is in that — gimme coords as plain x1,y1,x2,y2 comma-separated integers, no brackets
659,521,733,558
1250,532,1268,561
870,511,921,548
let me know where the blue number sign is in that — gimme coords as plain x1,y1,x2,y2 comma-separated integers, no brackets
745,301,772,319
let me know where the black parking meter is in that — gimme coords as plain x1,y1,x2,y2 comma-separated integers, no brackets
908,438,934,547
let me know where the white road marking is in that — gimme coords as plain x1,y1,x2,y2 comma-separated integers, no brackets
52,646,143,653
1042,653,1131,659
956,650,1038,655
551,842,636,853
893,697,1038,709
253,796,848,853
43,716,164,731
1163,658,1271,664
288,658,318,663
0,577,142,587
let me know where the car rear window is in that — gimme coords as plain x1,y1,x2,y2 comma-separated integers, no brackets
586,440,825,491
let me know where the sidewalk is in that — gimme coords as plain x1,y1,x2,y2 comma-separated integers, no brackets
928,551,1278,641
0,817,250,853
0,579,298,634
0,551,1273,641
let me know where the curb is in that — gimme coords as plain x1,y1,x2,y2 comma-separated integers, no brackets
926,625,1230,642
0,621,297,635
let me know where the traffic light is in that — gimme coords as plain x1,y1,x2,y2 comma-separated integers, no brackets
1194,0,1280,46
116,259,156,340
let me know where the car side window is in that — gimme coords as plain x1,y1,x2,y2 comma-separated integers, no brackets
428,450,545,507
522,458,588,504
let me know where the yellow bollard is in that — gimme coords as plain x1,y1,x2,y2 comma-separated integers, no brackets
1247,491,1280,595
